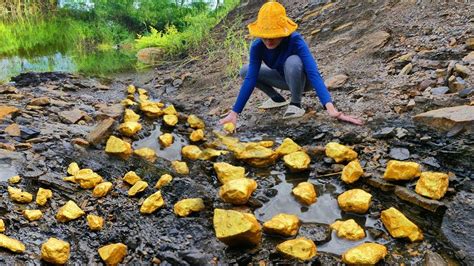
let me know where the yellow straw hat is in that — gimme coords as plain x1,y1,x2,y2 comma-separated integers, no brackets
248,1,298,39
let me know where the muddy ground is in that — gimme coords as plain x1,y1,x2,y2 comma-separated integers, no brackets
1,0,473,265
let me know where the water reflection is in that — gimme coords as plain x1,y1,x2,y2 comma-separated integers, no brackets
132,122,188,162
0,162,18,182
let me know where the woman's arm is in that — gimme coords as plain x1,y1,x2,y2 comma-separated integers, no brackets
220,42,262,125
294,34,363,125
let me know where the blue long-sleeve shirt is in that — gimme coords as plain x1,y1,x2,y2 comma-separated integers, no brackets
233,32,332,113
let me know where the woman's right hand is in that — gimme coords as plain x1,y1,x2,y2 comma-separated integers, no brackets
219,110,238,126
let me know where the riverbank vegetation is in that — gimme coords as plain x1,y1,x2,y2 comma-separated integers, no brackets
0,0,239,77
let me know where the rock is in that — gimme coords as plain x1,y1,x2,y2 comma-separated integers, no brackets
383,160,421,181
86,214,104,231
325,142,357,163
292,182,317,205
96,103,124,119
20,127,40,140
373,127,395,139
140,191,165,214
423,251,448,266
92,182,113,198
38,174,78,195
29,97,50,106
136,47,164,64
341,160,363,184
276,237,317,261
0,105,19,120
394,186,446,212
389,147,410,160
325,74,349,89
413,105,474,132
463,51,474,63
173,198,205,217
172,79,183,87
36,188,52,206
56,200,85,222
407,99,416,108
448,76,466,92
454,64,470,78
128,181,148,196
459,87,473,98
431,86,449,95
441,191,474,264
263,213,300,237
0,234,26,253
155,174,173,189
330,219,365,240
399,63,413,75
72,138,89,146
4,123,20,136
283,151,311,172
59,109,85,124
364,176,396,192
466,37,474,50
381,207,423,242
395,127,408,138
366,31,390,50
337,189,372,214
298,223,331,243
41,238,70,264
415,172,449,200
422,157,440,168
98,243,128,266
213,209,262,247
342,243,387,264
219,178,257,205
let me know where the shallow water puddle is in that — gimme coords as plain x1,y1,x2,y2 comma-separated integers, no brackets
0,162,17,182
132,122,188,161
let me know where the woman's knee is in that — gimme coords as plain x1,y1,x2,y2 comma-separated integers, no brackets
239,64,249,79
284,55,303,75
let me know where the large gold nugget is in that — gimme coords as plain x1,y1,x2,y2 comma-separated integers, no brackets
263,213,300,237
56,200,85,222
219,178,257,205
381,207,423,242
128,181,148,196
341,160,363,184
213,209,261,247
98,243,127,266
118,121,142,137
283,151,311,172
383,160,421,181
330,219,365,240
174,198,205,217
23,210,43,221
325,142,357,163
159,133,174,147
36,188,53,206
41,238,70,264
92,182,113,198
292,182,317,205
213,162,246,184
87,214,104,231
163,114,178,126
8,186,33,203
189,129,205,142
134,147,157,162
172,161,189,175
155,174,173,189
0,234,26,253
74,169,103,189
342,243,387,264
124,109,140,122
181,145,202,160
275,138,302,156
123,171,141,185
276,237,317,261
337,189,372,214
415,172,449,200
105,136,133,159
187,114,205,129
140,191,165,214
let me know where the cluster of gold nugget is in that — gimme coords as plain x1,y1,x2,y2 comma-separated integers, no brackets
1,84,450,264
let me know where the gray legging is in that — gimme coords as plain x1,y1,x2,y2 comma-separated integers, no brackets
239,55,311,105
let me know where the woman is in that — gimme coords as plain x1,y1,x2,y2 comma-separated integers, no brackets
220,1,363,127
